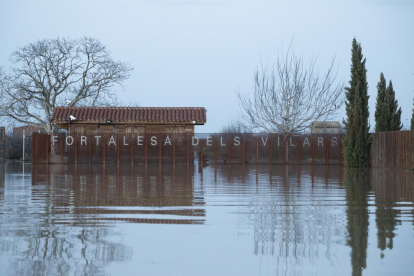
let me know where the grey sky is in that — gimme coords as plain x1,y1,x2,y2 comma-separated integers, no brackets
1,0,413,133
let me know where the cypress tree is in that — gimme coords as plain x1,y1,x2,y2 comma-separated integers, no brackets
375,75,402,132
375,73,388,132
411,99,414,130
343,38,370,167
385,81,402,131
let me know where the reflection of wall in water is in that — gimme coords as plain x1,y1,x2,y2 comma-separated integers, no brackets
31,164,205,224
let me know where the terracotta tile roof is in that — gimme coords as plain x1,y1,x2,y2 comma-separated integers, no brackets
51,107,207,124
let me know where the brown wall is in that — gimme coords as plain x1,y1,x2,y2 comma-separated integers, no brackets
370,130,413,170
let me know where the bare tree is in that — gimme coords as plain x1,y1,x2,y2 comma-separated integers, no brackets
0,37,133,133
220,119,250,133
238,48,344,135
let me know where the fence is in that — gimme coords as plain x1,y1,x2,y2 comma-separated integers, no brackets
370,130,413,170
0,127,5,162
32,132,344,165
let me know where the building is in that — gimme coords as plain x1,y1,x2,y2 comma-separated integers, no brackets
311,121,342,134
13,125,46,137
51,106,207,135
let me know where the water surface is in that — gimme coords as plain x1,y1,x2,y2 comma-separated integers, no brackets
0,163,413,276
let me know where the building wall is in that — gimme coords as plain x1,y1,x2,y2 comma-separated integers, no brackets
311,127,342,134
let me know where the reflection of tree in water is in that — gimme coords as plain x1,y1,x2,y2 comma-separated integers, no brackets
372,169,399,252
0,174,131,276
0,163,204,276
1,227,130,276
236,165,346,269
344,168,370,276
371,169,414,256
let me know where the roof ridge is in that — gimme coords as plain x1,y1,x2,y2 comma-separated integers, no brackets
54,106,206,108
51,106,207,123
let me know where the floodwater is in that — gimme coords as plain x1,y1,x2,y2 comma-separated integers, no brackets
0,163,413,276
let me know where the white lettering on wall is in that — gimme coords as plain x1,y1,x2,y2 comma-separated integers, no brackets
318,137,324,147
207,137,212,146
137,136,143,146
290,137,295,147
303,137,310,147
234,136,240,146
192,137,199,146
261,137,268,146
95,136,101,146
52,136,58,145
81,136,87,145
151,136,157,146
108,136,116,146
66,136,74,146
331,137,338,146
220,137,226,146
164,136,172,146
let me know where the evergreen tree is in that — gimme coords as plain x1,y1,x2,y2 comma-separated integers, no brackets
343,38,370,167
375,73,388,132
386,81,402,131
375,75,402,132
411,99,414,130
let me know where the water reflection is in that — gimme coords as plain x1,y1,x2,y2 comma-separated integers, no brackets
0,164,4,201
0,163,413,276
344,169,370,276
31,164,205,225
227,165,347,271
371,169,414,254
0,163,205,276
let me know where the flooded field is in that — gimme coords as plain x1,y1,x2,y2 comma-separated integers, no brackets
0,163,413,276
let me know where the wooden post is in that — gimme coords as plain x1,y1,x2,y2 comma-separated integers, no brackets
283,137,287,164
75,135,78,164
103,137,106,164
173,140,176,165
339,136,343,166
131,141,134,164
117,138,120,164
159,141,162,165
145,138,148,166
325,139,329,165
269,140,273,165
89,139,92,164
200,140,203,167
214,141,218,165
228,139,231,164
242,140,245,165
32,133,36,164
60,138,64,164
187,139,190,165
46,135,50,164
297,138,301,165
256,139,259,165
312,135,315,166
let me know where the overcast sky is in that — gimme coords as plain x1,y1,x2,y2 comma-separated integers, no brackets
1,0,413,133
